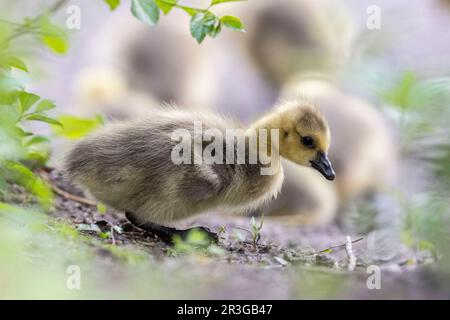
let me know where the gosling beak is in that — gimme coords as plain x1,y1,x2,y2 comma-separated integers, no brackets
310,151,335,181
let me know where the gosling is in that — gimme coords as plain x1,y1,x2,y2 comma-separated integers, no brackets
63,101,335,243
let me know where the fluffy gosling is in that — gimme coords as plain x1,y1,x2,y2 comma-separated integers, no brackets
63,102,334,243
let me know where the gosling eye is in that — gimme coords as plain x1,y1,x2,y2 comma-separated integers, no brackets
301,136,315,149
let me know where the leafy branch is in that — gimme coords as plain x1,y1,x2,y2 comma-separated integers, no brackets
1,0,69,53
105,0,246,43
0,0,70,209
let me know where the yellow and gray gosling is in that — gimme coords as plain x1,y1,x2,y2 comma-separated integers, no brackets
262,77,396,225
282,78,396,204
63,101,334,243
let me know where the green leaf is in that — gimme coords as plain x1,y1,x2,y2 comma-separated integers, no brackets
34,99,56,113
25,114,63,127
2,160,54,209
39,16,69,54
181,7,198,16
381,71,417,111
24,148,50,167
6,57,28,72
131,0,160,26
155,0,176,14
20,129,34,137
99,232,111,239
220,15,244,32
190,11,217,44
24,135,50,147
0,89,19,106
18,91,40,113
211,0,246,6
103,0,121,10
97,203,107,215
210,19,222,38
52,115,103,139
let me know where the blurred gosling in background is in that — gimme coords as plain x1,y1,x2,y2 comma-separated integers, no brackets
72,64,158,120
242,0,355,86
71,12,198,119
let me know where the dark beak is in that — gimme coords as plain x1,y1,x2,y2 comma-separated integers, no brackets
310,151,335,181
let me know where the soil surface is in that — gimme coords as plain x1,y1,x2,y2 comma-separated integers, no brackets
12,168,447,299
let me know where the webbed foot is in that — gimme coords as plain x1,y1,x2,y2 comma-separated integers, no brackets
125,211,218,245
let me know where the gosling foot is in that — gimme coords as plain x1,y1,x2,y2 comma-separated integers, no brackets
125,211,218,245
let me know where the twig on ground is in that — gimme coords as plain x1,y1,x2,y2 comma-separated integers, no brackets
38,171,97,207
314,236,364,255
345,236,357,271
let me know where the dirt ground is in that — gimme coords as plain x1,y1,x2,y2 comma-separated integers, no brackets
16,168,446,299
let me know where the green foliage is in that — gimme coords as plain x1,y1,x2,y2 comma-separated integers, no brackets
169,228,224,257
4,57,28,72
52,115,103,140
190,11,244,43
0,160,53,208
103,0,121,10
220,15,244,32
155,0,176,15
0,203,175,299
0,14,69,55
233,216,264,246
25,113,62,127
379,72,450,156
249,216,264,245
380,71,417,111
400,194,450,258
0,106,25,162
128,0,247,43
131,0,160,26
39,15,69,54
377,72,450,263
18,92,40,113
380,72,450,120
211,0,246,5
190,11,219,43
0,2,72,211
0,88,61,192
381,72,450,113
97,202,107,214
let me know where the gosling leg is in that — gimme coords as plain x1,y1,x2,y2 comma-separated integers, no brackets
125,211,218,244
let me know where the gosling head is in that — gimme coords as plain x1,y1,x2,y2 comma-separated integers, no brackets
276,102,335,180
